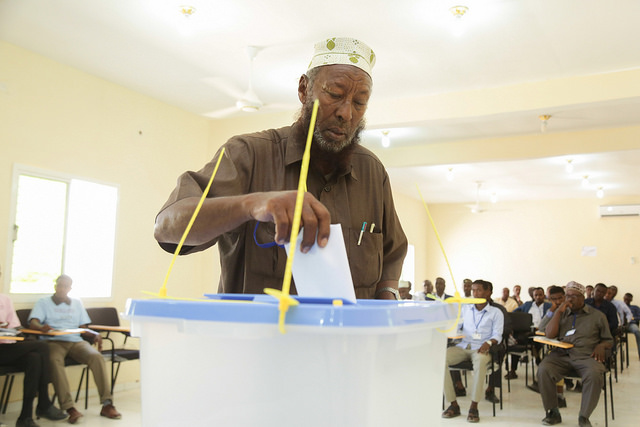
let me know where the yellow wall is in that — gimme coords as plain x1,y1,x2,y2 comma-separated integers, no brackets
422,197,640,298
1,41,218,310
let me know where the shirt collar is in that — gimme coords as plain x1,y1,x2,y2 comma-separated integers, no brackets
51,294,71,305
284,121,358,181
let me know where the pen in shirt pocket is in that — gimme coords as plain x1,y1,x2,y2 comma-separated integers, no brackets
357,221,367,246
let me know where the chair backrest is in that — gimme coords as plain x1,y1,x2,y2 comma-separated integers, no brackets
86,307,120,326
508,311,533,333
15,308,31,328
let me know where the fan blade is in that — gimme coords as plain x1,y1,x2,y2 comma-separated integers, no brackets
203,106,240,119
262,102,300,112
202,77,245,100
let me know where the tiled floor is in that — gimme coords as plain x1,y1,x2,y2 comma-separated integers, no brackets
2,346,637,426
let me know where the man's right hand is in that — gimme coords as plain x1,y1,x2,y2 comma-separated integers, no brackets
248,191,331,253
556,300,570,315
39,324,53,332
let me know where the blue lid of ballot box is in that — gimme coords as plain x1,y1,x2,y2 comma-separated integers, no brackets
126,294,456,328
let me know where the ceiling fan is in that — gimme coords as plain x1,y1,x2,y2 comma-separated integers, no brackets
203,46,296,119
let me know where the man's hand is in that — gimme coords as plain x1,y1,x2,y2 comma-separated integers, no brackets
82,330,103,351
30,319,53,332
591,343,607,363
556,300,570,315
478,342,491,355
39,324,53,332
248,191,331,253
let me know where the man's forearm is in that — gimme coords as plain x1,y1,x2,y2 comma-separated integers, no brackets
154,195,254,247
545,311,562,338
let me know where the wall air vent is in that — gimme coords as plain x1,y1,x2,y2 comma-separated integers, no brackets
599,204,640,217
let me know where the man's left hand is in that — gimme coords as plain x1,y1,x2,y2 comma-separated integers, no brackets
591,343,606,363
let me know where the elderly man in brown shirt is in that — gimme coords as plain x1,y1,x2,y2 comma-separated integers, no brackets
537,281,613,427
154,37,407,300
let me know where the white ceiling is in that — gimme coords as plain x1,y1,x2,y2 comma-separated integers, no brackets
1,0,640,204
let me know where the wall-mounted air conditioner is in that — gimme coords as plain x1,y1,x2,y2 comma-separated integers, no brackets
599,204,640,217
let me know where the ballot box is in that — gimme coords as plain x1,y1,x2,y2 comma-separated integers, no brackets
126,295,457,427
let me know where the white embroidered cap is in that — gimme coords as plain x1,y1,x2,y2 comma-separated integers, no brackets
307,37,376,77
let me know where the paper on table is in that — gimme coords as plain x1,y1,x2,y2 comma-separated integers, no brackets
284,223,356,303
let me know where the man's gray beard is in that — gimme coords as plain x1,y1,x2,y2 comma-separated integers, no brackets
301,100,366,154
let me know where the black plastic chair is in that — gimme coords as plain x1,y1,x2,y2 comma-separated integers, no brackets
565,350,614,427
86,307,139,394
0,364,24,414
505,312,534,391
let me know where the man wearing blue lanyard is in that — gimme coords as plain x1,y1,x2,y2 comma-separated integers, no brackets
442,280,504,423
537,281,613,427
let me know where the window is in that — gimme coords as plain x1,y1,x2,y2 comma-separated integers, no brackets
7,165,118,298
400,243,415,286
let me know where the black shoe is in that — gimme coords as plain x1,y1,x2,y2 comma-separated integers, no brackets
16,418,39,427
485,391,500,404
542,408,562,425
578,416,592,427
557,396,567,408
35,405,67,421
455,387,466,397
505,371,518,380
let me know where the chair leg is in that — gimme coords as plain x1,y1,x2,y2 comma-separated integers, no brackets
84,367,89,410
625,334,629,368
609,370,614,420
491,361,496,417
111,361,122,394
1,375,14,415
75,367,85,403
603,372,608,427
74,367,90,410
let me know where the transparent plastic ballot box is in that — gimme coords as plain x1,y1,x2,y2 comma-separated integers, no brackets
126,294,457,427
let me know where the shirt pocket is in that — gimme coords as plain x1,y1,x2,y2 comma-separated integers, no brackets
247,221,280,277
346,226,383,292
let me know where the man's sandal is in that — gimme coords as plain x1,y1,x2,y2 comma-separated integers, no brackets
442,404,461,419
467,408,480,423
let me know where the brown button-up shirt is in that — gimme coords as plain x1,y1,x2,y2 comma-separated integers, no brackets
557,304,613,359
158,122,408,299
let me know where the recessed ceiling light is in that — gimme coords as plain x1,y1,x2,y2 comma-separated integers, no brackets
179,5,196,17
565,159,573,173
381,130,390,148
539,114,551,132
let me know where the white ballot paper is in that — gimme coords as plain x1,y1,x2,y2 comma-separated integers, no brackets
284,223,356,303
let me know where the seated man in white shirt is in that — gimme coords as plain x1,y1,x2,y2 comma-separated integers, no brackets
605,285,634,327
442,280,504,423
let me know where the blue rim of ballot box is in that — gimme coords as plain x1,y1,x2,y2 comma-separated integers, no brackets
125,294,457,328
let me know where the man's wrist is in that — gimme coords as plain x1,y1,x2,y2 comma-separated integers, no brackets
375,287,400,300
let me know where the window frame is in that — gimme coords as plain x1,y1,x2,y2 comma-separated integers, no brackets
4,163,120,303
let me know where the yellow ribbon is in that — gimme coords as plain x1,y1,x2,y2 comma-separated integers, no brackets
264,99,320,334
416,185,485,332
154,147,226,298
